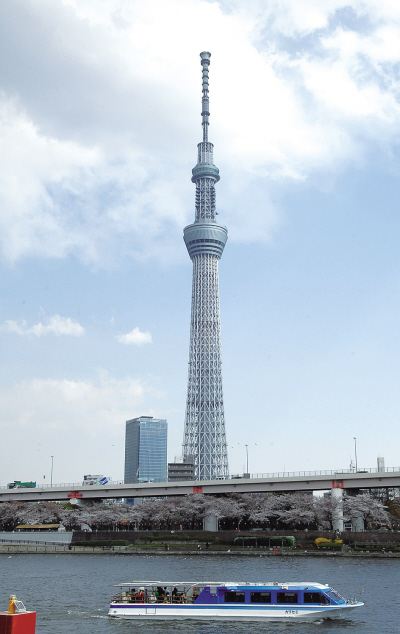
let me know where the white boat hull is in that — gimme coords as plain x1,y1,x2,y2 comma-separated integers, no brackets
108,603,362,621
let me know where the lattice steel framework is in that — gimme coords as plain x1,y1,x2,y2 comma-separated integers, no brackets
182,52,229,480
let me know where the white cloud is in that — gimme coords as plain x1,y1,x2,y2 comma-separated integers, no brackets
0,374,149,431
1,0,400,262
222,0,400,39
0,372,164,482
2,315,85,337
117,327,152,346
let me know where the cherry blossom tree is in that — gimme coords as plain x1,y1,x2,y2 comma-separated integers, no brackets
0,502,26,530
203,495,247,527
248,494,284,525
0,491,395,531
58,505,84,529
15,501,61,526
314,495,348,530
344,493,390,529
275,493,317,527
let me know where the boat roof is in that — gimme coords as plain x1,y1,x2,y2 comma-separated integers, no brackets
113,581,330,589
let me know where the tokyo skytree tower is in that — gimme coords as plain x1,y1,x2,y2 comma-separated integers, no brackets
182,52,229,480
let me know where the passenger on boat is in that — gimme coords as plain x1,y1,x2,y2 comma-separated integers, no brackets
172,588,181,603
149,592,157,603
136,590,144,603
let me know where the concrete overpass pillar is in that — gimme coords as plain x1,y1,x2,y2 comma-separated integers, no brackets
331,480,344,532
203,515,218,531
346,488,364,532
69,497,94,507
351,514,364,532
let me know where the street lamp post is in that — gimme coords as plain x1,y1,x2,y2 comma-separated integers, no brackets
353,438,358,472
51,456,54,487
235,442,255,477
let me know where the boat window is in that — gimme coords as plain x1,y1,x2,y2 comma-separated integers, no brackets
224,592,245,603
250,592,271,604
304,592,330,604
327,591,343,603
277,592,298,604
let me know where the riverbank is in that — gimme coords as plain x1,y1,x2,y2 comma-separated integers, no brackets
1,544,399,557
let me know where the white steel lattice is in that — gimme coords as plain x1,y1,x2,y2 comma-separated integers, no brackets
182,52,229,480
183,254,228,480
195,176,216,220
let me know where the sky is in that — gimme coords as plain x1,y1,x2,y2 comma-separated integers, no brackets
1,0,400,486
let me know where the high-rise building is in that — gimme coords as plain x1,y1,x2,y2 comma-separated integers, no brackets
182,52,229,480
124,416,167,484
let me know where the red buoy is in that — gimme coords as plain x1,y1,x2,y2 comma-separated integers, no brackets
0,596,36,634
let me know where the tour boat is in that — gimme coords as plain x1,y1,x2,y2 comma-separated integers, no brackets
108,581,363,621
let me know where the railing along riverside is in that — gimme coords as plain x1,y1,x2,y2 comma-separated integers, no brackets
0,538,68,546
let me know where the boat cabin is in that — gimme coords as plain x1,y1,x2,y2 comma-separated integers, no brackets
112,582,345,606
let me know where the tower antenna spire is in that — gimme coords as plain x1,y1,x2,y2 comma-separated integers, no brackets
200,51,211,142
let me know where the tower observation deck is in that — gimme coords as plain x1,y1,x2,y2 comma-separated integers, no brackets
182,52,229,480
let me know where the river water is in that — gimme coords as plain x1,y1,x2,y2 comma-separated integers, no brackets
0,553,398,634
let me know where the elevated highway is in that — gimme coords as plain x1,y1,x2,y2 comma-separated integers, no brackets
1,467,399,502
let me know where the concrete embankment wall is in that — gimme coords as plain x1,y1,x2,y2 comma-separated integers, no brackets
70,529,400,545
1,529,398,547
0,531,72,544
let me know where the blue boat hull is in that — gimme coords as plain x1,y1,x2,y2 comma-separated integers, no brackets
108,602,363,621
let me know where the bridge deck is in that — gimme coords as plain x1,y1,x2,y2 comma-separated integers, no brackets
1,469,399,502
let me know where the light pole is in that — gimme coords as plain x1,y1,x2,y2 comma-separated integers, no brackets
51,456,54,487
353,438,358,472
234,442,256,476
